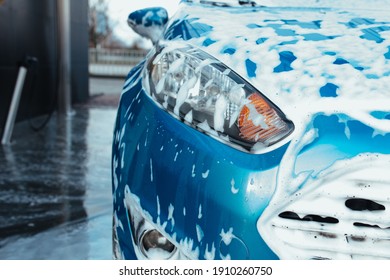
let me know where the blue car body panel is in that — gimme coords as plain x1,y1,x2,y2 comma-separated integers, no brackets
113,63,285,259
113,0,390,259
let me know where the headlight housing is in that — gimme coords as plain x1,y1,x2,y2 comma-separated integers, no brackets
122,186,190,260
144,42,294,153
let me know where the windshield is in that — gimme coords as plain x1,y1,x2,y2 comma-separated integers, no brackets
182,0,390,9
182,0,260,7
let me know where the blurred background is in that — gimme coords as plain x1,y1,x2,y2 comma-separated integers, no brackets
0,0,178,259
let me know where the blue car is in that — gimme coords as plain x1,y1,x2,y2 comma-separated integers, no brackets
112,0,390,260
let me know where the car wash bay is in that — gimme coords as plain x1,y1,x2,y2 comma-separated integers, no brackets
0,79,123,259
0,1,118,259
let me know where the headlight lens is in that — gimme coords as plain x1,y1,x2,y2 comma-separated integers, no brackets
145,43,294,153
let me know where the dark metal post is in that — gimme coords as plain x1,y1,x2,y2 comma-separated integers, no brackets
57,0,72,115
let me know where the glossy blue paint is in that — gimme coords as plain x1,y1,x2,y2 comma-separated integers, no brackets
267,24,296,36
343,17,390,44
127,7,168,43
333,58,349,65
302,33,337,41
247,23,262,29
249,19,326,37
255,37,268,45
245,58,257,78
222,47,236,55
281,19,321,29
360,26,390,43
127,7,168,27
278,39,298,46
295,114,390,181
333,58,365,71
312,115,390,154
366,74,380,79
274,51,296,73
385,47,390,59
319,83,339,97
345,17,388,28
324,51,336,56
202,38,217,47
164,16,213,40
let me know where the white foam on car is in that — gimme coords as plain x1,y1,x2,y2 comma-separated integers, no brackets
174,1,390,259
116,0,390,260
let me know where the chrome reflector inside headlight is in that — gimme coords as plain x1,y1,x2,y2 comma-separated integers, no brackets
140,229,177,259
145,43,294,153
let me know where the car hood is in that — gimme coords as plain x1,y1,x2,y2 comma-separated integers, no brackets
164,1,390,135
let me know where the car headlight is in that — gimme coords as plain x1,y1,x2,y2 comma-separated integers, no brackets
144,42,294,153
123,186,190,260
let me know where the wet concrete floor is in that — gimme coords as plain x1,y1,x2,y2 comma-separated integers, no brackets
0,78,123,259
